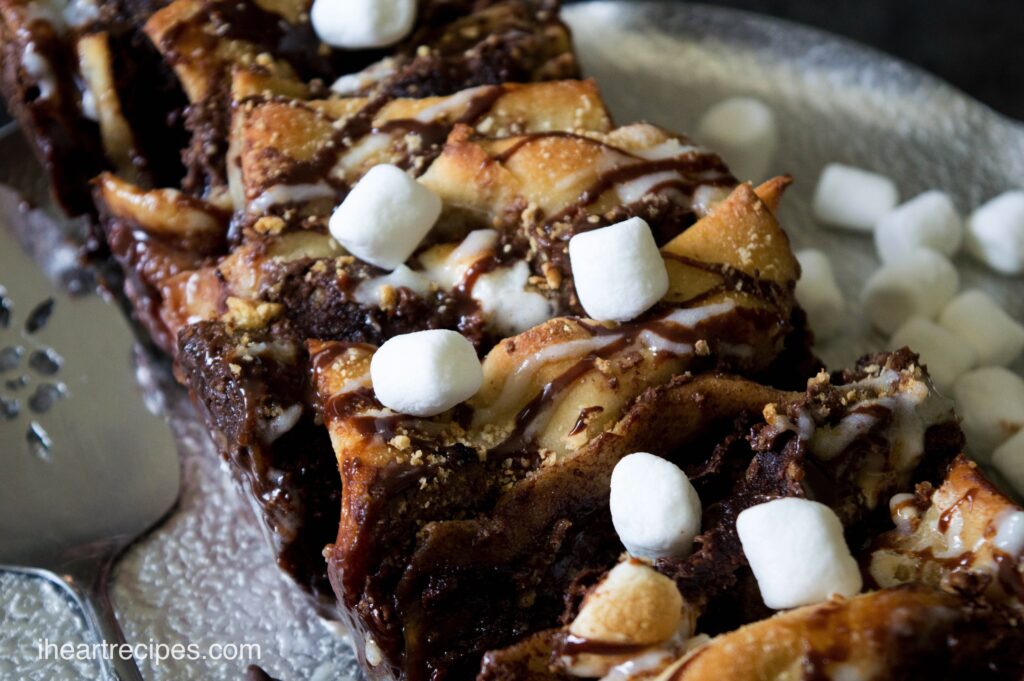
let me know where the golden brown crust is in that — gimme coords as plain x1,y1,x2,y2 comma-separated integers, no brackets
655,587,1024,681
870,454,1024,609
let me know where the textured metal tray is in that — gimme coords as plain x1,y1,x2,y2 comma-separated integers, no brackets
2,2,1023,679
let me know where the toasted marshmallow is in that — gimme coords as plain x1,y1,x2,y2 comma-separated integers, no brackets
993,430,1024,498
610,453,701,560
737,497,862,609
889,317,976,392
938,290,1024,367
794,249,845,340
861,249,959,334
966,191,1024,275
569,218,669,322
695,97,778,182
953,367,1024,460
311,0,417,49
570,560,686,647
812,163,898,232
329,164,441,270
370,330,482,417
874,190,962,263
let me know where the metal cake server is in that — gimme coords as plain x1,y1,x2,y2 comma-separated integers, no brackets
0,196,181,680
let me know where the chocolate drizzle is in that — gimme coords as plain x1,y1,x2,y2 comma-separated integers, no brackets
264,84,508,191
937,488,979,533
553,633,650,657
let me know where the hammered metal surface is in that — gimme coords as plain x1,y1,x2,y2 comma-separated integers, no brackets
2,2,1023,679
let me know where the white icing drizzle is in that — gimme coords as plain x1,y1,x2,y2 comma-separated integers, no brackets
616,170,684,204
22,43,56,100
355,229,551,334
412,85,494,122
658,300,737,327
474,335,624,427
330,57,398,95
691,184,731,217
473,299,742,430
935,511,967,559
638,330,693,357
80,86,98,121
354,264,431,306
264,404,303,443
634,139,701,161
331,132,394,176
809,411,879,461
248,182,335,213
472,261,553,335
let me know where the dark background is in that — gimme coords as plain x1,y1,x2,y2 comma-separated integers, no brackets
653,0,1024,121
2,1,1021,122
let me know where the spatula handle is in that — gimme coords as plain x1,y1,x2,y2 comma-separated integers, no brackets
42,540,145,681
62,559,145,681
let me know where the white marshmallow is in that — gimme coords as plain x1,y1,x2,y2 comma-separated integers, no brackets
889,317,976,393
569,217,669,322
311,0,416,49
812,163,898,232
370,330,482,417
993,430,1024,498
610,453,702,560
966,191,1024,275
861,249,959,334
329,164,442,271
695,97,778,182
938,290,1024,367
874,190,962,263
472,261,553,336
953,367,1024,460
795,249,845,340
736,498,862,609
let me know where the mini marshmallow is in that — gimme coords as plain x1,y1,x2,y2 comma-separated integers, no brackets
569,218,669,322
329,164,442,271
795,249,845,340
370,329,482,417
861,249,959,334
695,97,778,182
966,191,1024,275
812,163,898,232
874,190,963,263
610,453,702,560
736,497,862,609
993,430,1024,498
953,367,1024,460
939,290,1024,367
889,317,976,393
311,0,416,49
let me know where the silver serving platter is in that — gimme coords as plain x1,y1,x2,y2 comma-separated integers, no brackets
2,2,1023,679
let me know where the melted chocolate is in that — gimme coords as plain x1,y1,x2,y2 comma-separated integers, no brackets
937,488,979,533
553,633,649,657
568,406,604,436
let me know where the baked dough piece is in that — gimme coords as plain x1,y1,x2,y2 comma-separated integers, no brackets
870,454,1024,610
144,0,578,196
0,0,186,214
654,586,1024,681
93,79,612,354
162,79,622,608
307,179,805,678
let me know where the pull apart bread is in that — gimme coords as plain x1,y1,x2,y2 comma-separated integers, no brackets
3,2,1023,680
